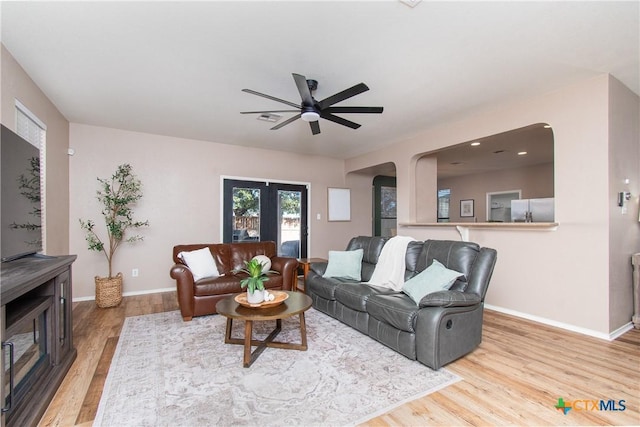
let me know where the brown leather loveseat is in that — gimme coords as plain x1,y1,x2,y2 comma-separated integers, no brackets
170,241,298,321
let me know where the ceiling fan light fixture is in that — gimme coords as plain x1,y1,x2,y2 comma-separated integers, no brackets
301,111,320,122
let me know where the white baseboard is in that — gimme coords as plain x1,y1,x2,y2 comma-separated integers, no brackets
485,304,634,341
72,286,175,303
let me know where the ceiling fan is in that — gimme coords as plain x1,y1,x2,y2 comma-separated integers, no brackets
241,73,383,135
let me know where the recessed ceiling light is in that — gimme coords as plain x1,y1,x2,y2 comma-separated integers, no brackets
470,142,481,146
543,124,552,128
518,151,528,156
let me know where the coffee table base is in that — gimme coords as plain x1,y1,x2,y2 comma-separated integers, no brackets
224,313,308,368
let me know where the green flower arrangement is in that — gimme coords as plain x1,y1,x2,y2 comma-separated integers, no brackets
238,258,278,293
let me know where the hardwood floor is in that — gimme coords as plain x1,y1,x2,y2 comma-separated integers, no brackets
38,291,639,426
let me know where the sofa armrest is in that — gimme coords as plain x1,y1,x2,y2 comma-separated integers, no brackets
419,290,481,308
270,256,298,291
309,261,328,276
170,263,196,320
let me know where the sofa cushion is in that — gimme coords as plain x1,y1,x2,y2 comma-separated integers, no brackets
230,241,276,271
323,249,364,280
346,236,388,282
405,241,424,276
415,240,479,290
366,292,420,333
194,274,283,297
308,275,358,300
346,236,387,264
178,247,220,281
402,260,463,304
335,283,396,312
419,290,481,308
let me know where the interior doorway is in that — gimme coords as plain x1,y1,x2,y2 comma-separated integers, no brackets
222,179,308,257
373,175,397,237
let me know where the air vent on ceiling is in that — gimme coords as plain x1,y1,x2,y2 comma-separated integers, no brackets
257,113,281,123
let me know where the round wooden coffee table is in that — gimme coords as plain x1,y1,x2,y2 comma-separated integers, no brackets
215,291,312,367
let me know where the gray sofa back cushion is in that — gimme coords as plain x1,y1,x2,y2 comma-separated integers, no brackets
347,236,388,263
347,236,388,281
415,240,480,291
404,241,424,279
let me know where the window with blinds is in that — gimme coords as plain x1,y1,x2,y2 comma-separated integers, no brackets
16,100,46,148
15,100,46,251
437,189,450,222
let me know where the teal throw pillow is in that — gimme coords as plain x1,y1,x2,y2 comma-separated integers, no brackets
322,249,364,280
402,259,463,304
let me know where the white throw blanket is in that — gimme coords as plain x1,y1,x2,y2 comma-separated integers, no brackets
367,235,416,291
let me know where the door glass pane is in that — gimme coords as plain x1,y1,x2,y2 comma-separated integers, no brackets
232,187,260,241
278,190,301,257
379,186,397,237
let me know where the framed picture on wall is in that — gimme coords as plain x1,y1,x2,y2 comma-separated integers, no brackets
460,199,474,217
328,187,351,221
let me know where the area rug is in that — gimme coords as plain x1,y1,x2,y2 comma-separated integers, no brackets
94,308,461,427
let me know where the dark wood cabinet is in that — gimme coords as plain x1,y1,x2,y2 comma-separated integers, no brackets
1,255,77,427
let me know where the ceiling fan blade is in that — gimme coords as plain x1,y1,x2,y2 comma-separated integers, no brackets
324,106,383,114
242,88,300,109
240,109,300,114
309,120,320,135
270,114,301,130
317,83,369,109
292,73,314,106
320,112,361,129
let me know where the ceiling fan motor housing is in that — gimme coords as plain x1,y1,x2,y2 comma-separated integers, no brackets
306,79,318,92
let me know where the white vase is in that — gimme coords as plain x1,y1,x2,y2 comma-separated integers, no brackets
246,289,264,304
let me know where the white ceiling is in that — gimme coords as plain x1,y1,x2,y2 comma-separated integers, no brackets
1,1,638,160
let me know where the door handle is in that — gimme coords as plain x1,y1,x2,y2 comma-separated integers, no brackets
2,341,14,413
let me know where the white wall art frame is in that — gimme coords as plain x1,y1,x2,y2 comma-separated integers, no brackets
328,187,351,221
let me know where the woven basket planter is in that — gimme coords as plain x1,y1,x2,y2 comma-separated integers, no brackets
95,272,123,308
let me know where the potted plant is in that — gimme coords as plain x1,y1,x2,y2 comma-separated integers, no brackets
79,164,149,308
238,258,276,304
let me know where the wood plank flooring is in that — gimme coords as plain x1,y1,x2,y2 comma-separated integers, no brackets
37,291,640,426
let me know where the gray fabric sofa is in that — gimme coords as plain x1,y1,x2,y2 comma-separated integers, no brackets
306,236,497,369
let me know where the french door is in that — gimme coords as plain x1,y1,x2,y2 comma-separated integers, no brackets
222,179,308,258
373,175,397,237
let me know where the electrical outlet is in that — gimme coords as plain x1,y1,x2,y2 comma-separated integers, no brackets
132,268,139,277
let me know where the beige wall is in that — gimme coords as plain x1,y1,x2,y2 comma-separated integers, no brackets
439,162,554,222
68,124,371,299
345,74,640,336
415,156,438,222
1,45,70,256
5,41,639,337
608,77,640,330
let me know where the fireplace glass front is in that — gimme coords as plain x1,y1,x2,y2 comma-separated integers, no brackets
3,296,52,415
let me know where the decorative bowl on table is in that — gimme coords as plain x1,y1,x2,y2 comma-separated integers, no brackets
235,290,289,308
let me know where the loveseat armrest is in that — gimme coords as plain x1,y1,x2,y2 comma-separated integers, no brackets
419,290,481,308
170,263,196,320
270,256,298,291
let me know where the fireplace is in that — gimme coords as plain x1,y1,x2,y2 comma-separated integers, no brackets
3,294,53,419
1,255,76,427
